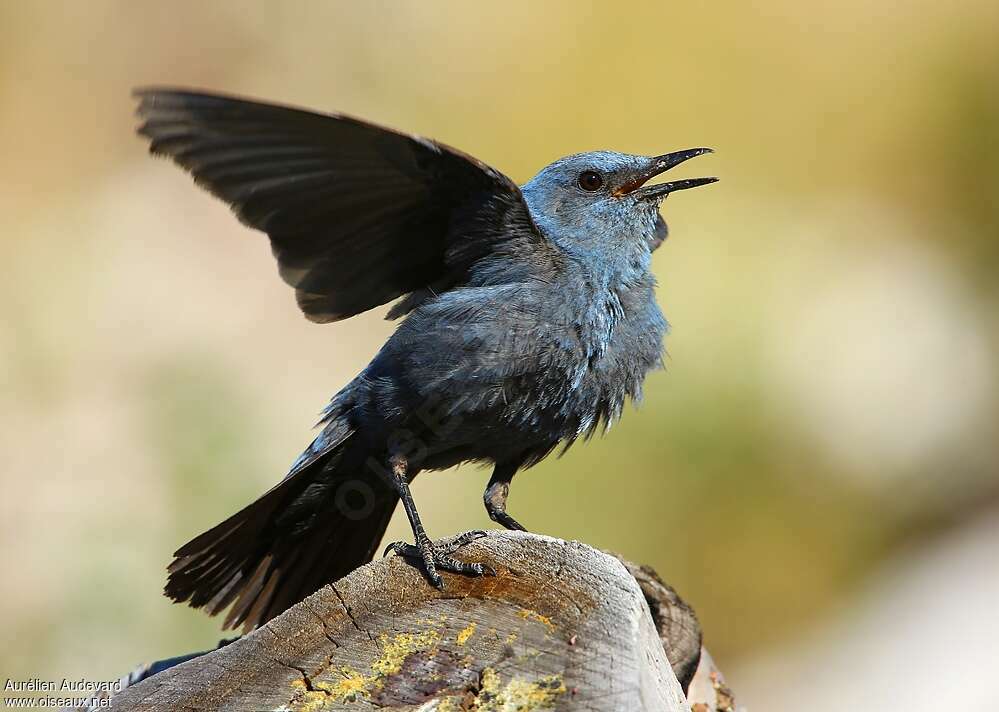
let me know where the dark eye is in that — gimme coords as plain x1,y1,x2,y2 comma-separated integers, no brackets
578,170,604,192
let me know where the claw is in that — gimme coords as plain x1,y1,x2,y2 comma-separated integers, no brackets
446,530,489,551
489,511,528,532
386,532,493,588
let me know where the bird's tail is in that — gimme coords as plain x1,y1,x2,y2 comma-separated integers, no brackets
165,433,398,631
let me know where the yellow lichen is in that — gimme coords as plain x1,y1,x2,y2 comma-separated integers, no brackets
517,609,556,633
480,666,502,696
289,641,565,712
319,667,372,702
471,667,566,711
502,675,567,708
504,632,518,645
435,697,463,712
298,629,445,707
290,625,484,711
456,622,477,646
371,629,443,676
296,690,332,712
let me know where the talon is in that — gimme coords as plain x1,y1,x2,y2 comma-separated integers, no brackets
466,561,497,576
493,512,527,531
445,530,488,552
388,532,495,587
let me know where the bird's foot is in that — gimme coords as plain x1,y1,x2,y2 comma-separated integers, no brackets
384,530,495,589
488,510,528,532
483,478,529,532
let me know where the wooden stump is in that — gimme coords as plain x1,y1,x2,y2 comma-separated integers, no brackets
106,531,734,711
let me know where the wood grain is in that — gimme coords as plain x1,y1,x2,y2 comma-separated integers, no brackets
104,532,733,711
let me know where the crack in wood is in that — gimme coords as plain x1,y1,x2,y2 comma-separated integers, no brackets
103,532,715,711
330,582,375,643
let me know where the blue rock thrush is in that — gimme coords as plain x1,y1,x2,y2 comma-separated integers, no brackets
134,89,716,630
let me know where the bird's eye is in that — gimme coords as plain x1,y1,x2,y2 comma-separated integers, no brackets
578,170,604,192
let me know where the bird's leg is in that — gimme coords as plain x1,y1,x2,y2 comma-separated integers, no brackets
484,460,528,532
383,454,494,588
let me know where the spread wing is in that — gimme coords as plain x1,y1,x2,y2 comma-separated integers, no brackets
134,88,552,322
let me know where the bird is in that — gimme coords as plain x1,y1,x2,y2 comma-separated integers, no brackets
133,88,716,632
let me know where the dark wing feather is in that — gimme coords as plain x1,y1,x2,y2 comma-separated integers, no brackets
134,88,547,322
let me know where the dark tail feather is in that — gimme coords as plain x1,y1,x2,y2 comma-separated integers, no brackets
165,436,397,631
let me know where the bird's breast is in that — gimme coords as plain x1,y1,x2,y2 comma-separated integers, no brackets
511,280,666,441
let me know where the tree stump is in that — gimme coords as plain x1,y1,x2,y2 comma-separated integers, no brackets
105,531,735,711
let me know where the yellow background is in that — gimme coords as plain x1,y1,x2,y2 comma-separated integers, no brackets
1,2,996,707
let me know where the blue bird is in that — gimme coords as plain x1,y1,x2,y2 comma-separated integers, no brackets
134,89,716,630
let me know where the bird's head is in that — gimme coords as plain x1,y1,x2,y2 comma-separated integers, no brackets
521,149,716,255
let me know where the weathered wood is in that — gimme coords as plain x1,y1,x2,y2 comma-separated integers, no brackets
106,532,733,711
615,556,703,693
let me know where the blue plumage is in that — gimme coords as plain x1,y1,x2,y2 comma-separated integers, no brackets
136,88,715,629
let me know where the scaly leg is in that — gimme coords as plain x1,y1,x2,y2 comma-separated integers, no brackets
383,455,494,588
483,459,528,532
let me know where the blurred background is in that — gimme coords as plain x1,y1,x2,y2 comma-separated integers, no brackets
1,2,997,709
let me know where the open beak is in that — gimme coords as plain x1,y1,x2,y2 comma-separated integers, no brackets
615,147,717,200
